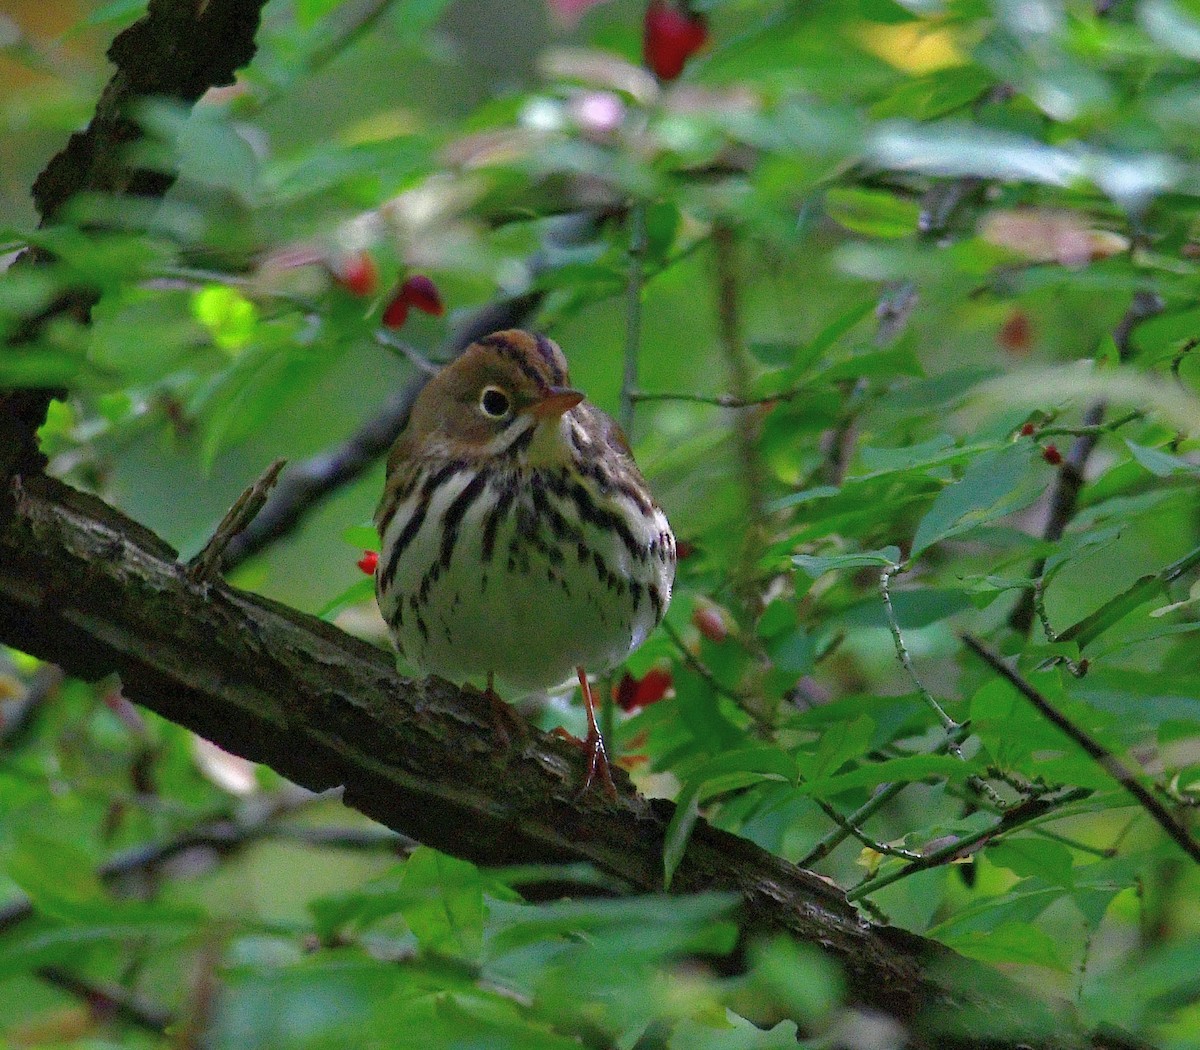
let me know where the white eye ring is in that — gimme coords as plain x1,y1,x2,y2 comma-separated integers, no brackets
479,386,512,418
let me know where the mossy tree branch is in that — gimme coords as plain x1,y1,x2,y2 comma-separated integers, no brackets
0,472,1109,1050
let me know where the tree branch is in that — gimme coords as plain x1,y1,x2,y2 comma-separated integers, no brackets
0,473,1102,1048
2,0,270,494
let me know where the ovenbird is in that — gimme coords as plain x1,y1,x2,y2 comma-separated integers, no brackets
374,330,676,792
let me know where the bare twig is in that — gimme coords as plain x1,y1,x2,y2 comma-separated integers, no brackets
0,789,411,936
961,634,1200,866
660,619,744,704
187,458,285,582
798,722,975,868
879,564,961,736
631,389,792,408
846,786,1092,902
36,966,173,1035
713,222,768,617
811,798,923,861
620,202,648,436
1009,291,1163,633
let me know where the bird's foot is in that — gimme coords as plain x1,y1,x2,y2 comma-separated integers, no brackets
550,726,617,798
582,723,617,798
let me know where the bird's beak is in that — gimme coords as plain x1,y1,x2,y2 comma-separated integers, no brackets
527,386,585,420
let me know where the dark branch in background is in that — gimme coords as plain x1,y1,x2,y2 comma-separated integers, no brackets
0,787,411,937
1009,290,1164,633
962,634,1200,866
36,966,173,1036
218,292,539,569
0,473,1109,1050
219,211,606,570
0,0,270,489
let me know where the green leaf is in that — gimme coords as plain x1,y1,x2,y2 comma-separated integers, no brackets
191,285,258,354
824,186,921,238
1124,439,1200,477
400,847,485,961
937,922,1069,970
663,786,700,890
793,546,901,577
343,524,381,549
911,443,1044,557
796,754,974,797
987,839,1075,888
798,715,875,781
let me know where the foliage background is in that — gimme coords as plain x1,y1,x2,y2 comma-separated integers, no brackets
1,0,1199,1046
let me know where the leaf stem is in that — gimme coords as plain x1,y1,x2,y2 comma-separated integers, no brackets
880,564,959,735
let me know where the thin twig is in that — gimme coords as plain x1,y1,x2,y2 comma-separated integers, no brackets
846,787,1092,901
1009,291,1163,633
1036,411,1143,440
880,564,960,735
1055,541,1200,650
620,202,647,436
36,966,173,1035
631,389,793,408
812,798,923,861
187,458,286,582
0,791,411,936
798,722,975,868
713,222,768,617
660,619,743,704
376,331,446,374
961,634,1200,866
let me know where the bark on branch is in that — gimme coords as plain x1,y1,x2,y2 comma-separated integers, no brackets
0,474,1110,1049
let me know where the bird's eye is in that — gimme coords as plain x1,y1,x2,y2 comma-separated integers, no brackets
479,387,511,418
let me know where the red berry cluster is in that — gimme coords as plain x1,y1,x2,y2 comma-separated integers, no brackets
333,252,379,297
615,667,673,712
357,550,379,575
383,275,445,329
643,0,708,81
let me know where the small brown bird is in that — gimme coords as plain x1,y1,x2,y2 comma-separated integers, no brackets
374,330,675,792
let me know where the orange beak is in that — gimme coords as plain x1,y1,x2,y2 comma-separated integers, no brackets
527,386,585,420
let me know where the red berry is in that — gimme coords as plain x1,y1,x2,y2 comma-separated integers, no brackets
1020,422,1036,437
357,550,379,575
675,539,695,560
400,274,445,317
643,0,708,81
692,604,728,644
334,253,378,297
615,668,673,712
381,293,410,329
1042,444,1063,466
997,309,1033,355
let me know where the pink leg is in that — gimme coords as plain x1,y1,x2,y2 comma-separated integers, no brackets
577,666,616,797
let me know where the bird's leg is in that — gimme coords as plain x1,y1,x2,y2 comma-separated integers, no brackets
482,671,524,747
577,666,616,797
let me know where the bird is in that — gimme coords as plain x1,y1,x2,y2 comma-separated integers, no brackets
374,329,675,794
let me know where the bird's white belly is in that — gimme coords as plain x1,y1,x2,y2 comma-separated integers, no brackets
377,466,673,692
